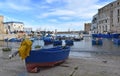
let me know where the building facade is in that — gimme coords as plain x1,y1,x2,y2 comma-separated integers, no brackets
0,16,5,34
91,0,120,33
84,23,91,34
4,21,24,33
97,2,114,33
113,0,120,33
91,14,98,33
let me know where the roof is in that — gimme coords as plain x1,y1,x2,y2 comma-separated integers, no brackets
4,21,24,24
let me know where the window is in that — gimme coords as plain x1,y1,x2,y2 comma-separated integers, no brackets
118,9,120,16
105,20,107,23
106,25,107,31
118,17,119,23
117,2,119,5
111,4,113,7
19,26,21,28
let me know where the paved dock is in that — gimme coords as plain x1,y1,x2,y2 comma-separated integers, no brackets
0,54,120,76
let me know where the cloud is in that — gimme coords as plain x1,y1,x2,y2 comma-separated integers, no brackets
37,0,104,22
48,19,58,22
34,0,115,31
0,0,32,11
45,0,57,4
58,16,72,20
39,9,76,18
4,16,21,22
8,2,32,11
0,0,116,31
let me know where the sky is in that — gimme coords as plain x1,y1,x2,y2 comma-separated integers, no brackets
0,0,115,31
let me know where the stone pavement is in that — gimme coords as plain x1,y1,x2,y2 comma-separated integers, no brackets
0,52,120,76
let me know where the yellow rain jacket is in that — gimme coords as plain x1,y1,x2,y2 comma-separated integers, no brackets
18,39,32,60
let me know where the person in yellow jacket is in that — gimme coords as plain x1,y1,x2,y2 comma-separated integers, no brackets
18,39,32,60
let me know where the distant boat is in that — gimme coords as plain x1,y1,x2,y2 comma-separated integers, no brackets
113,38,120,45
4,38,22,42
73,35,83,41
92,38,103,45
53,40,62,46
25,46,70,73
65,39,74,46
43,37,53,45
74,37,83,41
92,33,120,39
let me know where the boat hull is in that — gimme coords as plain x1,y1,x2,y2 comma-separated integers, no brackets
53,40,62,46
25,46,70,73
43,38,53,45
65,40,74,46
92,39,103,45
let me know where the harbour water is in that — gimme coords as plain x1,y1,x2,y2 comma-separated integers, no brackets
0,36,120,59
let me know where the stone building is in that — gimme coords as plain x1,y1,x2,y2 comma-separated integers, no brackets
84,23,91,34
112,0,120,33
0,16,5,34
97,2,112,33
91,0,120,33
4,21,24,34
91,14,98,33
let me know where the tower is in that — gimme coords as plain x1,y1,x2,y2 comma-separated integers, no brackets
0,16,4,34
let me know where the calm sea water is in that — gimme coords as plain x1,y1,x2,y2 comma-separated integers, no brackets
0,36,120,58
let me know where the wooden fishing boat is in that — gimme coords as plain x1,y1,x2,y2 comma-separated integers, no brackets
74,37,83,41
53,40,62,46
92,38,103,45
92,33,120,39
113,38,120,45
25,46,70,73
4,38,22,42
65,40,74,46
43,37,53,45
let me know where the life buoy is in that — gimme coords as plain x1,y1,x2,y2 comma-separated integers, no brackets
18,39,32,60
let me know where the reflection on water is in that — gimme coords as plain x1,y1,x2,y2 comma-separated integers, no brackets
70,37,120,57
71,37,120,52
70,52,92,58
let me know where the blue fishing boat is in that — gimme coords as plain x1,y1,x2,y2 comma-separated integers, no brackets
43,37,53,45
65,40,74,46
92,38,103,45
74,37,83,41
4,38,22,42
113,38,120,45
92,33,120,39
53,40,62,46
25,46,70,73
41,34,54,45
